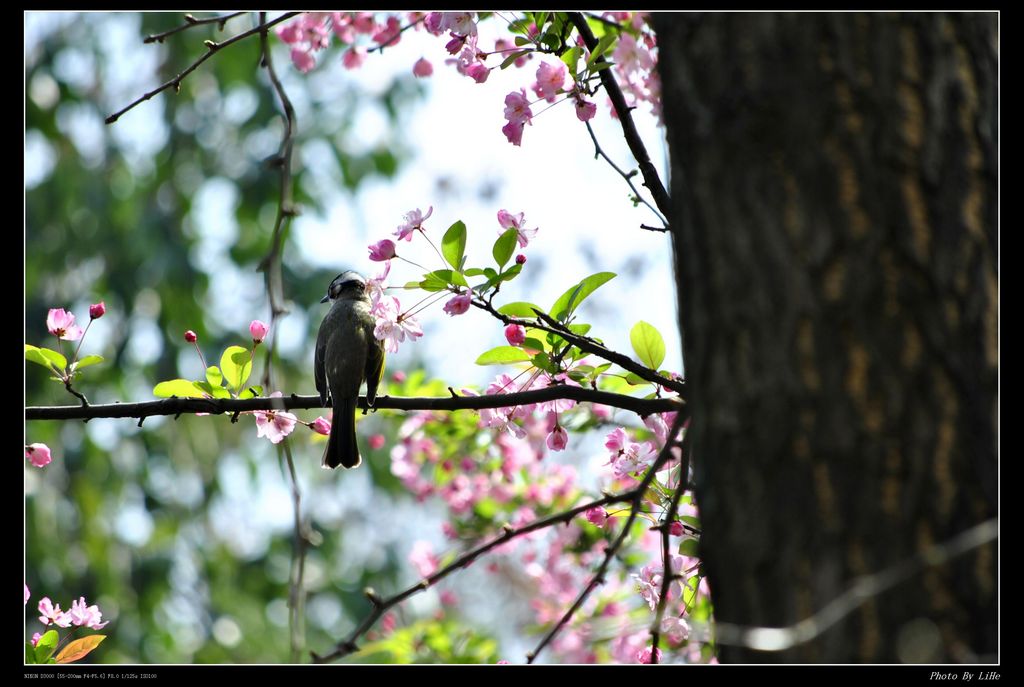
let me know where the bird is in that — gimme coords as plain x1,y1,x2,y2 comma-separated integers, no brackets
314,270,385,469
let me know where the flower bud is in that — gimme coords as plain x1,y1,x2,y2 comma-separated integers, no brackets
26,443,53,468
515,254,527,265
311,416,332,436
184,330,197,343
249,320,269,344
368,434,386,450
669,521,684,537
368,239,397,262
504,323,526,346
89,302,106,319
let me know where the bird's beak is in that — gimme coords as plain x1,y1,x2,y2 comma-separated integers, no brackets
320,294,330,303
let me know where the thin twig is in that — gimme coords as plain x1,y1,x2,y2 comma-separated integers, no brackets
469,298,686,396
143,11,247,44
255,12,297,321
311,490,640,663
526,414,686,663
567,13,671,218
650,431,690,662
584,120,668,229
105,12,300,124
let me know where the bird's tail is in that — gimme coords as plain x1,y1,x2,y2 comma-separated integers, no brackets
322,397,361,469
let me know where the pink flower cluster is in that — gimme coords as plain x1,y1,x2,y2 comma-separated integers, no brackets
37,594,109,630
276,12,381,73
607,14,662,122
254,392,298,444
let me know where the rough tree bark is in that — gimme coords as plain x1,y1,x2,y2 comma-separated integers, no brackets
652,12,997,663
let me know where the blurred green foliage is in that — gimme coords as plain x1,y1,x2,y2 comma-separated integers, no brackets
24,12,477,663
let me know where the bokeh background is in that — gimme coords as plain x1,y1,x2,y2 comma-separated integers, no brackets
25,12,676,663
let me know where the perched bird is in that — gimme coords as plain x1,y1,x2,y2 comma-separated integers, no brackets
314,271,385,468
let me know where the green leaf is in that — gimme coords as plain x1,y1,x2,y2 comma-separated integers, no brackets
220,345,252,392
567,323,592,336
238,385,263,400
33,630,59,664
497,301,544,318
624,372,646,386
427,269,469,288
522,337,547,353
497,263,523,283
513,35,531,46
441,220,467,270
492,228,518,269
561,45,582,79
464,267,487,277
475,346,532,366
205,365,224,388
71,354,104,372
194,381,232,399
680,514,701,528
499,50,530,70
25,344,66,372
587,31,618,66
153,379,207,398
418,274,448,292
550,271,616,322
531,352,557,373
25,641,36,664
56,635,105,664
678,538,700,557
630,320,666,370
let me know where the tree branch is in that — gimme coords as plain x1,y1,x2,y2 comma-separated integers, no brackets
526,414,685,663
26,387,684,422
471,297,686,396
584,120,668,230
105,12,300,125
311,489,642,663
567,12,671,218
143,11,247,44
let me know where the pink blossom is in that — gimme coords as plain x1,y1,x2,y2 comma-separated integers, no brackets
372,16,402,46
25,584,30,604
503,89,533,125
26,443,52,468
30,632,42,647
585,507,608,528
366,261,391,306
46,308,83,341
504,323,526,346
249,320,269,344
368,434,386,450
342,47,367,70
613,32,655,75
546,425,568,452
89,301,106,319
68,596,109,629
423,12,444,35
604,427,629,453
515,253,527,265
412,57,433,77
501,120,526,147
254,393,298,444
439,590,458,606
534,61,568,102
351,12,377,34
38,597,72,627
290,46,316,73
465,62,490,83
443,292,472,316
372,295,423,353
439,12,477,36
612,441,657,479
445,34,467,54
311,416,331,436
409,540,439,577
496,209,538,248
636,646,662,664
380,613,397,634
670,521,684,536
368,239,397,262
574,96,597,122
662,615,691,642
395,206,433,241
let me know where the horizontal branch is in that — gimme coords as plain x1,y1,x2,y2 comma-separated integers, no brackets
26,386,684,422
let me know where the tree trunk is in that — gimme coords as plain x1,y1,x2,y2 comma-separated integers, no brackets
652,12,997,663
